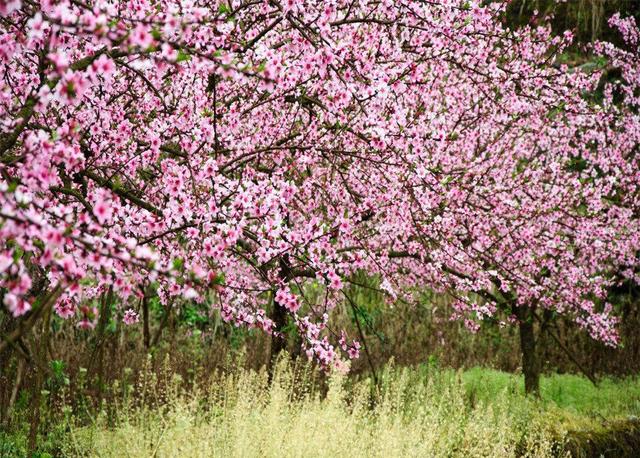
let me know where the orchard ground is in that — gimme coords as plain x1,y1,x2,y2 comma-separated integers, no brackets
1,356,640,457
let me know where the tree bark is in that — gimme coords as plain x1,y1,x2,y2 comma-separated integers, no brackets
516,306,540,396
270,300,288,359
269,256,291,376
88,289,115,401
4,357,24,427
0,285,62,355
151,301,173,347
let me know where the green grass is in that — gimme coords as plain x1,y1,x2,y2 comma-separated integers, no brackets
461,366,640,418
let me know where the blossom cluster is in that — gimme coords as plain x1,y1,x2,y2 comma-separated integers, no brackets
1,1,639,366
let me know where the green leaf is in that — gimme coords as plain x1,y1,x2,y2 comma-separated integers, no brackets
566,156,589,173
172,258,185,271
12,246,23,262
50,360,65,377
212,271,226,285
176,49,191,63
79,277,96,286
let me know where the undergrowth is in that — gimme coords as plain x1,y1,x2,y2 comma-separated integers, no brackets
3,357,640,457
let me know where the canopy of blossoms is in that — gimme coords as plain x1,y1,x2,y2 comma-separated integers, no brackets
1,0,639,366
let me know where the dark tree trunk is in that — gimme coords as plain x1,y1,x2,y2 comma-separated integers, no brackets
90,289,113,390
151,302,173,347
4,357,24,427
270,301,288,359
269,256,291,376
516,306,540,396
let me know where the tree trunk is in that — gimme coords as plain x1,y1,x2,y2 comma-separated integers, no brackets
268,256,291,377
4,357,24,427
516,306,540,396
90,289,113,392
270,300,288,360
268,299,287,382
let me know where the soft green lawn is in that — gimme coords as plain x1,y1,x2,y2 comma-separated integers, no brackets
462,366,640,418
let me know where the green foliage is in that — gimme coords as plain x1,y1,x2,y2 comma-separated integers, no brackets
0,431,26,458
46,359,70,391
175,49,191,63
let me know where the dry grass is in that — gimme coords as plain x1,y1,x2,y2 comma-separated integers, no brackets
63,358,563,458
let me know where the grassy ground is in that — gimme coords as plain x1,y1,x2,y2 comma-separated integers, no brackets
2,360,640,457
461,366,640,419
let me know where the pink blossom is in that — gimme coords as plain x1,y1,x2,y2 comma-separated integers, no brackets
327,270,342,290
0,0,20,17
123,309,139,325
4,293,30,316
77,305,98,329
1,0,639,368
275,286,300,313
90,54,115,79
54,298,76,319
48,50,69,74
93,199,113,224
27,12,45,40
130,23,153,49
0,253,12,273
347,342,360,360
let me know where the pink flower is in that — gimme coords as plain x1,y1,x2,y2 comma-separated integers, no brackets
380,278,397,299
93,199,113,224
282,0,299,13
90,54,115,79
44,228,64,247
0,253,12,274
48,51,69,74
1,0,639,371
161,43,178,61
77,305,98,329
56,70,89,103
4,293,30,317
0,0,21,17
327,270,342,290
347,341,361,359
275,286,300,313
123,309,139,325
77,318,96,330
130,23,153,49
54,298,76,319
27,12,45,40
332,358,350,375
183,287,198,300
